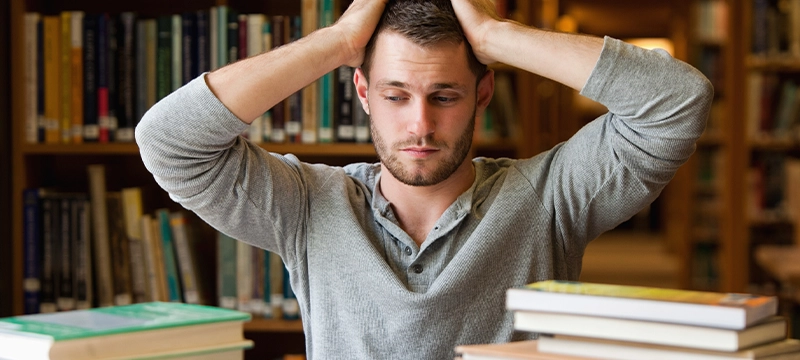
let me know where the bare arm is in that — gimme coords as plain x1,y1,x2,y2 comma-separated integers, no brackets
206,0,388,123
451,0,603,91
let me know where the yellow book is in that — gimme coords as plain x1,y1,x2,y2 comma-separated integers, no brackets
59,11,71,144
43,16,60,144
70,12,84,144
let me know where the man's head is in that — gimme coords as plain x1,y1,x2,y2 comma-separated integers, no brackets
354,0,494,187
361,0,487,82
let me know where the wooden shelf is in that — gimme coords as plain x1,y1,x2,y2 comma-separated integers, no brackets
697,131,725,146
18,143,377,157
244,318,304,333
746,55,800,72
748,136,800,151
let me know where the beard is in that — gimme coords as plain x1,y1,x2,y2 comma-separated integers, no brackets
371,108,475,187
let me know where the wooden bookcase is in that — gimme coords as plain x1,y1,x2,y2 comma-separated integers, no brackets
7,0,554,357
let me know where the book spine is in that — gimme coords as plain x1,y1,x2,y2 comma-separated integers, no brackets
97,14,110,143
261,21,273,141
107,15,119,142
73,197,92,309
57,196,75,311
39,195,57,313
43,16,60,144
144,20,157,109
148,216,170,301
83,14,99,142
135,20,147,128
269,252,284,317
217,6,228,67
59,12,72,144
196,10,210,76
87,164,114,307
70,11,84,144
246,14,265,144
24,13,39,144
301,0,319,144
157,209,183,302
226,10,239,66
335,65,355,142
286,16,303,143
217,232,237,309
37,17,45,142
107,192,133,306
22,189,42,313
317,0,335,143
270,16,287,143
236,242,252,312
182,12,196,85
249,247,266,315
238,14,247,62
140,215,160,302
116,12,136,142
121,187,147,303
155,16,171,102
171,15,182,91
170,212,200,304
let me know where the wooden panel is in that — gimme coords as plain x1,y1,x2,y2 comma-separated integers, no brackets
11,0,28,317
1,0,13,318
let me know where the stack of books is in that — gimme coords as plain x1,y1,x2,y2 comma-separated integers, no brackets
0,302,253,360
456,280,800,360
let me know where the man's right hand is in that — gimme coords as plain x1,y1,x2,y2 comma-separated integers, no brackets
334,0,389,68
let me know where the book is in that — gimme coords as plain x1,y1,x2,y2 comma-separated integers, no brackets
121,187,148,303
43,15,60,144
170,211,204,304
156,208,183,302
59,11,72,144
514,311,788,352
22,188,44,313
87,164,114,307
455,340,587,360
69,11,84,144
106,192,133,306
0,302,252,360
506,280,778,329
82,13,99,142
217,232,238,309
537,335,800,360
301,0,319,144
24,13,40,144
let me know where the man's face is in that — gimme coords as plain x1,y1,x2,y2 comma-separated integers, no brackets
355,32,493,187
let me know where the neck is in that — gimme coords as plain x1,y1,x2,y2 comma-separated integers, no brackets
379,159,475,246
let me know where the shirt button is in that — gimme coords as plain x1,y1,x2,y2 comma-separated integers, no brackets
412,264,423,274
404,246,412,256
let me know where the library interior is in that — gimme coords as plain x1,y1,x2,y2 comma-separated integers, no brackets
2,0,800,358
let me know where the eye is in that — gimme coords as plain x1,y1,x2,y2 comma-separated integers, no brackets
385,96,403,102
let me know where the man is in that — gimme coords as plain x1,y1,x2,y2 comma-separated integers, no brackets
136,0,712,358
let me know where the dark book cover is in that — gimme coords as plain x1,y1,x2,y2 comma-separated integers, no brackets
270,16,288,143
181,12,196,85
116,12,136,141
22,189,42,314
195,10,210,76
106,15,119,142
155,16,172,102
97,14,110,143
82,14,99,142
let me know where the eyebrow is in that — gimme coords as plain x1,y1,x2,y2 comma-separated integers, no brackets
375,80,467,92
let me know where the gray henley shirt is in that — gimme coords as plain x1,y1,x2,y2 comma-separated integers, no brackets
136,37,713,359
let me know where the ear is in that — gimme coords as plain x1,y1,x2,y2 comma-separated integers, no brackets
476,69,495,113
354,68,370,115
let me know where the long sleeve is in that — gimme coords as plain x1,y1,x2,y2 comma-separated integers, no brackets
517,37,714,258
135,75,315,258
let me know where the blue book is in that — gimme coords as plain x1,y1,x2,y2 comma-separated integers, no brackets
156,209,183,302
22,189,43,314
282,266,299,320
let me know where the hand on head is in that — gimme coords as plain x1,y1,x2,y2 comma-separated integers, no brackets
335,0,390,67
450,0,503,65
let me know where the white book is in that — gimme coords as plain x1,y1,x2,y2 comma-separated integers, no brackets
514,311,787,352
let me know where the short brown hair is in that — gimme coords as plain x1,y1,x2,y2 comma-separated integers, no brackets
360,0,487,82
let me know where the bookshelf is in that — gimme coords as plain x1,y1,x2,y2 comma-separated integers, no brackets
1,0,11,319
7,0,549,357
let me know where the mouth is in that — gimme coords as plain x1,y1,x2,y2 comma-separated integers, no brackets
401,147,439,158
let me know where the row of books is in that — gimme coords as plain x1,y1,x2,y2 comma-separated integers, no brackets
752,0,800,57
746,73,800,144
22,164,299,320
456,280,799,359
694,0,729,42
0,301,254,360
747,155,800,223
23,2,371,146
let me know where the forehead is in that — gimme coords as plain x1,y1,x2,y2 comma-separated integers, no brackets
370,31,475,88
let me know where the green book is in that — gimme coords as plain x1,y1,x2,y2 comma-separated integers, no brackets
0,302,252,360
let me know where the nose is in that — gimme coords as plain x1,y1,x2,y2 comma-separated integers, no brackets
407,101,435,138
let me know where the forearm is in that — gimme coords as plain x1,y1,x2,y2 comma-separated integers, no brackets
482,21,603,91
206,26,349,123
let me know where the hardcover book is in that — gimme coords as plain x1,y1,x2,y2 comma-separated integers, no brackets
506,280,778,329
